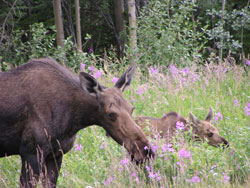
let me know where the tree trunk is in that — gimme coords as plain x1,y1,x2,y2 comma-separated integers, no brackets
128,0,137,53
219,0,226,60
75,0,82,52
114,0,126,56
53,0,65,48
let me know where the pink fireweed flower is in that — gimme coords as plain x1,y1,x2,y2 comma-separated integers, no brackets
152,144,159,153
94,70,103,79
182,67,189,75
156,174,161,181
245,59,250,66
104,176,116,186
112,77,119,85
131,172,136,177
215,112,223,121
178,149,192,159
137,88,143,95
74,144,82,152
176,121,185,130
100,142,108,149
149,66,159,75
234,99,239,106
80,63,85,71
130,96,137,103
88,66,95,72
145,165,151,172
244,103,250,116
212,112,223,124
169,64,179,78
192,73,200,82
120,158,130,166
191,176,201,183
89,48,93,53
148,171,155,179
223,173,230,183
144,146,149,150
161,144,174,153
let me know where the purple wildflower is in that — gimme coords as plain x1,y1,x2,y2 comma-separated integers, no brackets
145,165,151,172
161,144,168,153
89,48,93,53
74,144,82,152
191,176,201,183
176,121,185,130
80,63,85,71
176,161,181,166
152,144,159,152
214,112,223,122
120,158,130,166
148,171,155,179
156,174,161,181
94,70,103,79
245,59,250,66
234,99,239,106
244,103,250,116
161,144,174,153
112,77,119,85
88,66,95,72
178,149,192,159
104,176,116,186
192,73,200,82
182,67,189,75
137,88,143,95
100,142,108,149
169,64,179,78
149,66,159,75
223,173,230,183
144,146,149,150
131,96,137,103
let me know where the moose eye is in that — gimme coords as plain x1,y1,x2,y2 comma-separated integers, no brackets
207,132,213,137
108,113,117,121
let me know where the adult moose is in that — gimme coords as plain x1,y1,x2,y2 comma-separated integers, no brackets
0,58,154,188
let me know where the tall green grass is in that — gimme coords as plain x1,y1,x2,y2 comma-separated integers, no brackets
0,60,249,188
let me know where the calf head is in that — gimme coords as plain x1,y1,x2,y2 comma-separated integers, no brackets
188,107,229,148
80,63,154,163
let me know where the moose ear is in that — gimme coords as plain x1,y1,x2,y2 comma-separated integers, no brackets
115,62,135,92
189,112,201,126
79,72,103,96
205,106,213,122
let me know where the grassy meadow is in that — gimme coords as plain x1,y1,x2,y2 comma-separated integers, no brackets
0,59,250,188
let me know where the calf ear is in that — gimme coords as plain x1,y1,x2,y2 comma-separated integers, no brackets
189,112,201,127
115,62,135,92
205,106,213,122
79,72,103,96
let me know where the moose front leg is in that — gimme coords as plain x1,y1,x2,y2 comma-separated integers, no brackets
41,154,63,188
20,154,42,188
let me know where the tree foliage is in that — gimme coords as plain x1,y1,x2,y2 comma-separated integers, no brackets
0,0,250,68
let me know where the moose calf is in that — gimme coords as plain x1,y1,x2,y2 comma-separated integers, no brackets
135,107,229,148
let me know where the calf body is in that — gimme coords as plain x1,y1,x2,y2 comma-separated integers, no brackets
135,108,229,147
0,58,153,188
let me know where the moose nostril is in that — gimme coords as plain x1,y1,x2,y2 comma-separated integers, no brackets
223,139,229,148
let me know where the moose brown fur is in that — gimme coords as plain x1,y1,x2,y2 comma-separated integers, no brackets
135,107,229,147
0,58,153,188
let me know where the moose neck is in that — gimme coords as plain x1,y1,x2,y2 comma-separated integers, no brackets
65,91,102,137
